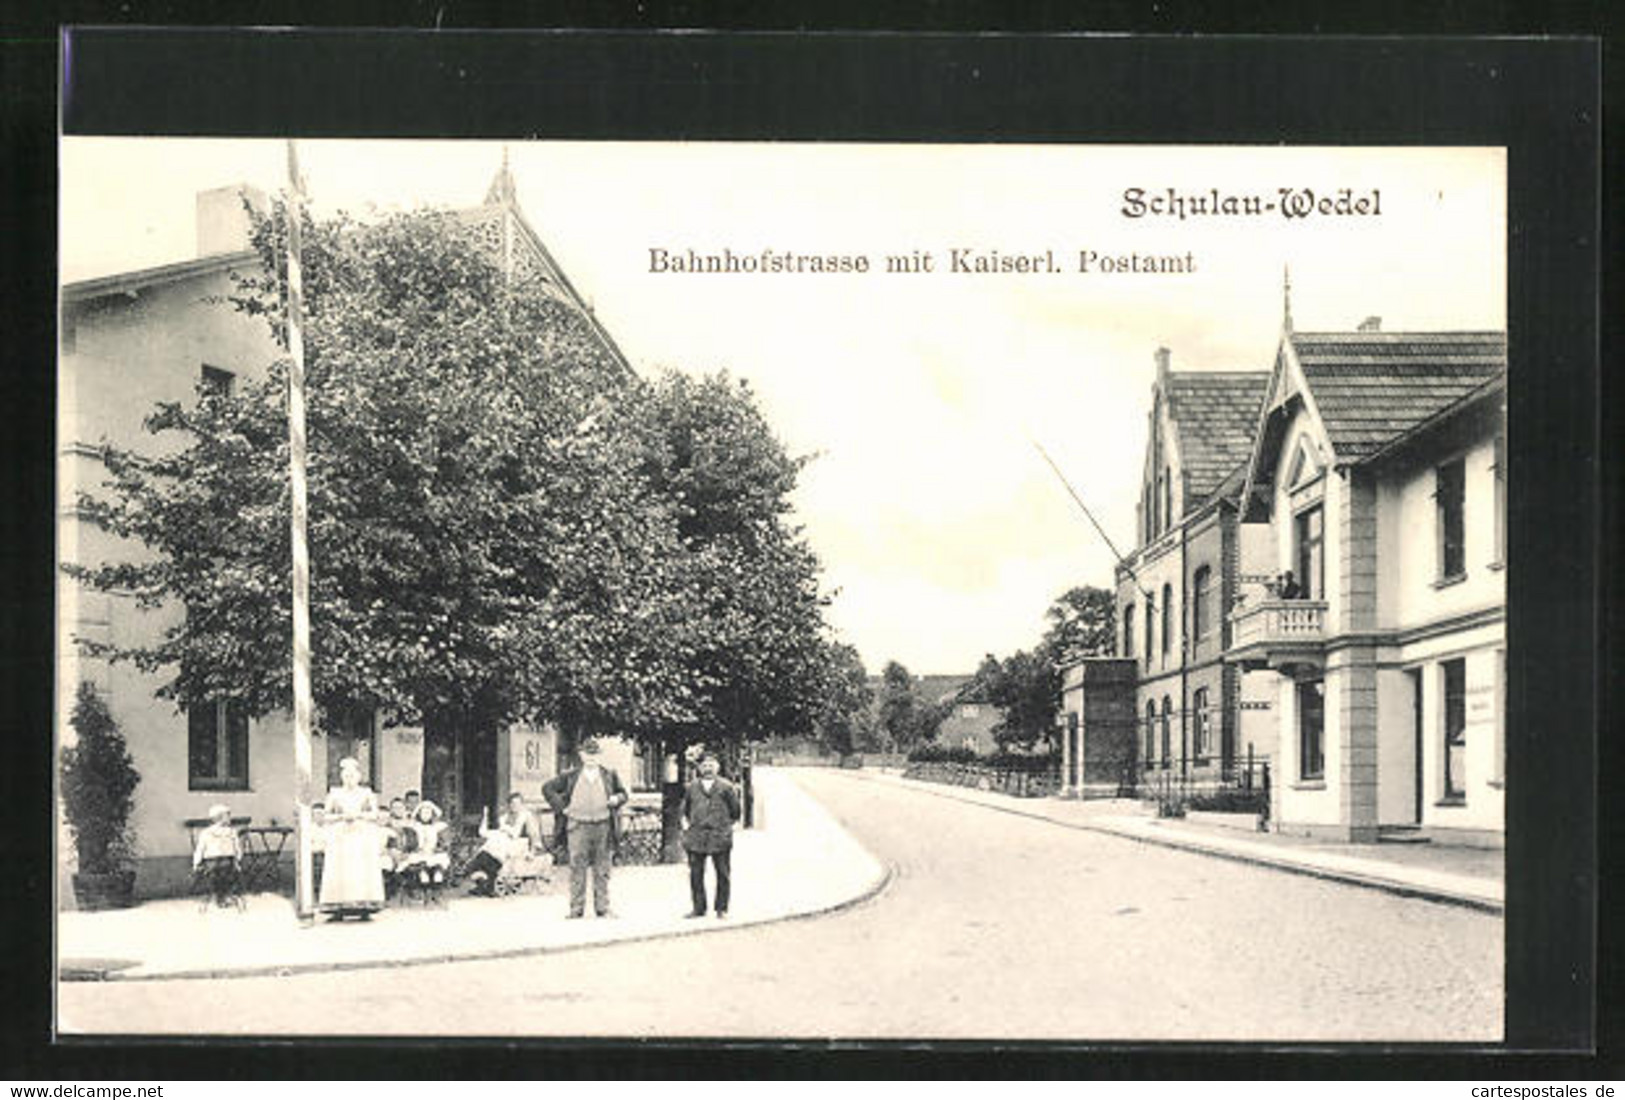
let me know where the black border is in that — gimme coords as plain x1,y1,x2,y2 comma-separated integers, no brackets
6,20,1612,1080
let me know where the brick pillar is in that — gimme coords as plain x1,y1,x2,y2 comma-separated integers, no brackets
1336,469,1379,840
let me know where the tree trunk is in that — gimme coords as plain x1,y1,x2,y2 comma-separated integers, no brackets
421,711,460,818
658,738,687,863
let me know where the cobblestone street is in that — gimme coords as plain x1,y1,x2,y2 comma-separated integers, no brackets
58,769,1502,1041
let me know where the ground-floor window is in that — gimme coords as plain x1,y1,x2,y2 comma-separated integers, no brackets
1143,701,1156,768
188,698,249,790
1443,657,1467,799
1192,687,1212,761
1297,679,1324,781
1159,696,1173,770
326,707,379,790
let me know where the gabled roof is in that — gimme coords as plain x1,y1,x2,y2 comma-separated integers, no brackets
1288,331,1506,460
1164,371,1271,508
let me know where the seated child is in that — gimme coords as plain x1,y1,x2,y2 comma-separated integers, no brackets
465,792,542,897
399,799,450,891
192,803,241,907
378,796,410,896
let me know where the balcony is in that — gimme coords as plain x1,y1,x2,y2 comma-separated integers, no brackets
1226,598,1328,672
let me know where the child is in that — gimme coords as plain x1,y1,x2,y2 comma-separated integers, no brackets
379,796,410,898
466,793,541,897
399,800,450,900
191,803,241,908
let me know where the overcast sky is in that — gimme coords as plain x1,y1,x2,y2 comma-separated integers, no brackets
60,139,1505,675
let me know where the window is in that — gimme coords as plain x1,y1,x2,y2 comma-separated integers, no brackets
1143,701,1157,768
1297,679,1325,781
188,699,249,790
1295,504,1324,600
1436,458,1466,580
1493,649,1506,786
200,364,235,398
1443,658,1467,799
1193,687,1212,760
1192,566,1212,641
1492,435,1506,566
958,704,980,719
1122,603,1135,659
1160,583,1173,659
1144,602,1154,664
1161,467,1172,532
1159,696,1173,770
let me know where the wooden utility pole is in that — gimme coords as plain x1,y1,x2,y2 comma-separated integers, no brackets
285,140,317,924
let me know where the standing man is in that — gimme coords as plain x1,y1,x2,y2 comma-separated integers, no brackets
681,752,742,919
542,737,629,919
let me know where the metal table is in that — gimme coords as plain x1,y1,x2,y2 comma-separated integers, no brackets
238,825,293,893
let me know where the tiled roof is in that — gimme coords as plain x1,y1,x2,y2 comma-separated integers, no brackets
1164,371,1271,508
1291,332,1507,459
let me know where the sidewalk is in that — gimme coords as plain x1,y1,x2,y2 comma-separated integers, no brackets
854,769,1503,913
58,768,888,982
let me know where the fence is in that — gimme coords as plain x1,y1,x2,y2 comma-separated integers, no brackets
901,760,1062,798
1131,757,1271,820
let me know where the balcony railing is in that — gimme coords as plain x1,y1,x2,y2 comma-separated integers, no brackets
1226,598,1328,671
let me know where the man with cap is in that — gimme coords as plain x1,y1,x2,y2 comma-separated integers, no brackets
542,736,629,918
680,752,742,919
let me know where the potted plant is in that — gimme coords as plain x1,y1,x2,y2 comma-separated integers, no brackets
60,682,141,909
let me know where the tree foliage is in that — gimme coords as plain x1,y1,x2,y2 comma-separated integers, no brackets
810,642,874,756
68,203,838,788
60,682,140,874
972,585,1117,752
875,660,949,751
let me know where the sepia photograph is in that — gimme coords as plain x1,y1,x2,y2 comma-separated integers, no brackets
53,137,1512,1042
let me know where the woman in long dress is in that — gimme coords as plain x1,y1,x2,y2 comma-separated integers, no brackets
318,757,386,919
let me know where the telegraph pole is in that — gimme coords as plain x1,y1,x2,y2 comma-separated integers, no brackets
285,140,317,924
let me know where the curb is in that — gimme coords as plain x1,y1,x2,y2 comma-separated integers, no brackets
63,782,894,984
841,770,1502,915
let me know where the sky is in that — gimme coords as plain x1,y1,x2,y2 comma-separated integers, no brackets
60,139,1505,675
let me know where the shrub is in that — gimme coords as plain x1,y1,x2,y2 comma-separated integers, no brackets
60,683,140,875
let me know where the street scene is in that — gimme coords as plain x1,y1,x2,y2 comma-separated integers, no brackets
56,140,1505,1042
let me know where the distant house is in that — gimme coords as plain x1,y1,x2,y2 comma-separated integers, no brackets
58,163,642,899
1227,321,1506,845
866,673,1001,755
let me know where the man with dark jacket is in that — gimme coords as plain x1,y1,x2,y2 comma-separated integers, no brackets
541,737,629,918
680,752,742,919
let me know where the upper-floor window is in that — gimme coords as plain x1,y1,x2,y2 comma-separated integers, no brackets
1144,602,1154,664
1161,466,1172,532
1492,435,1506,567
1192,566,1213,641
1295,504,1324,600
1436,458,1466,581
957,704,980,719
189,698,249,791
1122,603,1135,659
200,364,235,398
1160,583,1173,659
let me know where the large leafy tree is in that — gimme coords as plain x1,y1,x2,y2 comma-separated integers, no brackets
71,201,839,826
70,204,693,807
876,660,948,751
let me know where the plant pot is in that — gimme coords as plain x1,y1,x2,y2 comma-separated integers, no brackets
72,870,136,911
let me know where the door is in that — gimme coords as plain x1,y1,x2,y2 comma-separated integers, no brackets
326,708,378,790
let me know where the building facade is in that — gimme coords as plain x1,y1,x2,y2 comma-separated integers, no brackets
58,166,641,899
1226,323,1506,844
1113,349,1275,791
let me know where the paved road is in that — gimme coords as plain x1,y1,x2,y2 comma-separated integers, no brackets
58,769,1502,1041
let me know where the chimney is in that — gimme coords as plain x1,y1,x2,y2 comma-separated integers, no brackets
196,184,269,257
1154,346,1171,383
1357,315,1382,332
